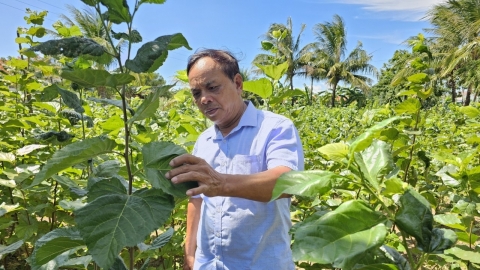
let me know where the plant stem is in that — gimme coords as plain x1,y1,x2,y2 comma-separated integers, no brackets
403,106,421,184
50,181,58,231
400,230,415,267
414,253,428,270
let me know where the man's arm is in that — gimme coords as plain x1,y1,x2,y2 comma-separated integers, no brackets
183,197,202,270
166,155,291,202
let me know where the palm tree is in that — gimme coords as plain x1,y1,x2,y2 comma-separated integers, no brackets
309,14,377,107
427,0,480,105
253,17,309,93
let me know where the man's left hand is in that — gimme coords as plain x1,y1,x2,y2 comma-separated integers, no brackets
166,154,226,197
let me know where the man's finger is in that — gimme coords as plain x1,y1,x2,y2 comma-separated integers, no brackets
169,154,204,167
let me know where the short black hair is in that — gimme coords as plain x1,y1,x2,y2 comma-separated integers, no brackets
186,49,240,81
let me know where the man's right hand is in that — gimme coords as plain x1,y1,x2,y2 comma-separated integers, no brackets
183,254,195,270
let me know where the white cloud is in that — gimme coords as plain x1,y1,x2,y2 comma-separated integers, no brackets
335,0,445,12
325,0,447,21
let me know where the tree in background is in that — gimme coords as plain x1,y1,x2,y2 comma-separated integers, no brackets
253,17,309,93
309,14,377,107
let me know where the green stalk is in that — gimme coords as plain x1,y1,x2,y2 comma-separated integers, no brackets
401,230,415,267
414,253,429,270
403,104,421,184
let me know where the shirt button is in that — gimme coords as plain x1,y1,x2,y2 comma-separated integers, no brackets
215,232,220,237
215,255,220,260
216,207,221,213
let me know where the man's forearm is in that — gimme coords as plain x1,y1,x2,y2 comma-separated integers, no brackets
185,197,202,259
222,166,291,202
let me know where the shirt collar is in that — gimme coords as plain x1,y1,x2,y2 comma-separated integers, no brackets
207,101,258,141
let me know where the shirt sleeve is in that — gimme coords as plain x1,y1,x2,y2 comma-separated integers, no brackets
266,118,304,171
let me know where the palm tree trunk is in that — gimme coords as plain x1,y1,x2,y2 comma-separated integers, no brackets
465,85,472,106
310,77,314,105
449,74,456,103
331,83,338,107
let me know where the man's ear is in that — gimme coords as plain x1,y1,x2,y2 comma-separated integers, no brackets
234,73,243,94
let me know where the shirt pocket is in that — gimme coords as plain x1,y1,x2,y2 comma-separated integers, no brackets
231,155,261,174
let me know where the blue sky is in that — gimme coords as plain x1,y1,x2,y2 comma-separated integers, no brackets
0,0,444,90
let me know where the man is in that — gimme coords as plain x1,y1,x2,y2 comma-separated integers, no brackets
166,49,304,270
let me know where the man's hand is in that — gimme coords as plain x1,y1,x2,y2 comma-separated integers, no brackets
166,154,226,197
183,254,195,270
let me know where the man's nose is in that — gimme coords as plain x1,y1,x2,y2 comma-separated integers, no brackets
200,93,212,104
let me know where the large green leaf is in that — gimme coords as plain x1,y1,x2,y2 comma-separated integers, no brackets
349,116,403,154
292,200,387,269
87,177,128,202
142,141,197,198
30,227,85,266
30,37,106,57
459,106,480,118
394,98,421,115
271,170,344,200
74,188,174,269
444,247,480,264
139,0,166,4
49,84,85,113
138,227,174,251
318,142,349,163
88,97,135,115
427,228,457,254
255,62,288,81
100,0,131,24
407,73,430,84
0,240,23,255
128,85,171,124
243,78,273,99
395,189,433,251
61,69,134,88
125,33,191,73
354,140,394,192
29,136,117,188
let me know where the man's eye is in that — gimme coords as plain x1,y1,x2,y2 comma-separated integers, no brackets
192,92,200,98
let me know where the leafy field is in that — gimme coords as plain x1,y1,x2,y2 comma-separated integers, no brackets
1,1,479,269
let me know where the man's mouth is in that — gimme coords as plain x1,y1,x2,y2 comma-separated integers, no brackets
204,108,218,116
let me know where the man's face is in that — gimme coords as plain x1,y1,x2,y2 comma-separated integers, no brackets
188,57,243,127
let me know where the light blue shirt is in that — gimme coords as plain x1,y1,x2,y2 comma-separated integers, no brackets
192,101,304,270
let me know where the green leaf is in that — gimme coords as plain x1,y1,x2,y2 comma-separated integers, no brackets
53,85,85,113
100,0,131,24
243,78,273,99
87,178,128,202
94,160,122,177
407,73,430,84
395,98,421,115
30,227,85,265
80,0,97,6
434,213,466,231
395,189,433,251
349,116,403,154
255,62,289,81
111,29,142,43
379,245,410,270
459,106,480,118
143,142,198,198
0,202,21,217
126,33,192,73
427,228,457,254
30,37,106,57
16,144,47,156
138,227,174,251
292,200,387,269
318,142,349,162
444,247,480,264
61,69,135,88
0,240,23,255
0,152,15,163
29,136,117,188
354,140,394,192
88,97,135,115
271,170,343,200
128,85,171,124
139,0,166,4
74,188,174,269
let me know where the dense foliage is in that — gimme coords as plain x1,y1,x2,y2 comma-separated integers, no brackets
0,0,479,269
